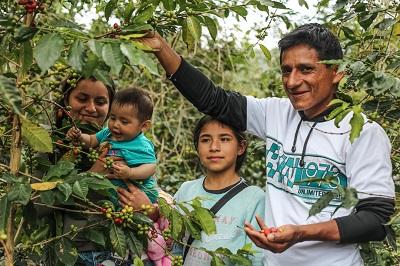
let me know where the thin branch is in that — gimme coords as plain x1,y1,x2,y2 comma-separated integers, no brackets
0,55,20,67
33,202,102,214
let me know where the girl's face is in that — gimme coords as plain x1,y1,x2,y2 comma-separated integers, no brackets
197,121,245,175
67,79,110,126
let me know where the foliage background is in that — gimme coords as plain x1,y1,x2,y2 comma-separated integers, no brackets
0,0,399,265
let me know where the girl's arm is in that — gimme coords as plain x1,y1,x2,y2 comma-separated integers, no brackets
112,163,156,180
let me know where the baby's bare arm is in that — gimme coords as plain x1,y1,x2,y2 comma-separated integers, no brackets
112,163,156,180
66,127,98,148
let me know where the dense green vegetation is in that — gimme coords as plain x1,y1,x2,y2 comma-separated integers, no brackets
0,0,399,265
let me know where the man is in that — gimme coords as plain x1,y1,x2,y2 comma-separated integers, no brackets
132,23,395,265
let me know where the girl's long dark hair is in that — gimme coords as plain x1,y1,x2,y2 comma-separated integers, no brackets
193,115,247,172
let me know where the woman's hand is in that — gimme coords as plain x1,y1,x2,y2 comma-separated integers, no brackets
66,127,81,140
244,215,302,253
118,183,159,221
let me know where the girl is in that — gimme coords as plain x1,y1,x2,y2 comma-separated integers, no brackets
119,115,265,265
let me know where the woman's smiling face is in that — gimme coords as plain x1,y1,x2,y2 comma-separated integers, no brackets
67,79,110,126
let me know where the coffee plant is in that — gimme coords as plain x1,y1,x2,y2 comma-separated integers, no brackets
0,0,399,265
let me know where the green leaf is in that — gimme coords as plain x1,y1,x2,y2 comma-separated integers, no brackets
309,189,338,217
184,219,202,240
110,223,127,257
211,255,225,266
73,181,89,198
158,197,172,218
133,5,156,23
93,69,114,88
132,212,153,226
84,229,106,247
127,231,144,257
68,40,85,72
193,206,216,235
14,26,38,43
55,238,78,265
170,209,183,239
20,116,52,152
7,183,32,205
203,16,218,41
259,44,271,61
0,196,11,232
161,0,175,10
87,39,104,58
334,108,351,128
82,52,99,78
40,190,55,205
231,6,248,17
349,105,364,143
30,225,50,242
102,43,124,76
133,256,145,266
358,12,378,30
105,0,118,21
124,3,135,21
79,175,116,191
45,161,75,180
120,42,159,76
298,0,309,8
0,75,21,114
182,19,195,48
341,188,359,209
20,41,33,74
57,183,72,201
33,33,64,74
325,102,349,121
186,16,202,42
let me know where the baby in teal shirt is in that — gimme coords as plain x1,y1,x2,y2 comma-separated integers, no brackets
68,87,158,205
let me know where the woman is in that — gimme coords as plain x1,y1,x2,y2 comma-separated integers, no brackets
44,77,133,265
52,77,114,172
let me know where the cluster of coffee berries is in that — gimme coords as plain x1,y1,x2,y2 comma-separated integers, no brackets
259,227,280,236
100,204,136,227
164,11,178,23
88,148,99,163
137,223,150,235
71,142,83,163
171,255,183,266
18,0,41,13
162,228,172,240
70,224,78,233
22,146,38,169
66,71,79,88
104,157,114,169
140,204,153,216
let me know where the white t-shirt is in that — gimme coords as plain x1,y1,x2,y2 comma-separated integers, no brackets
246,97,395,266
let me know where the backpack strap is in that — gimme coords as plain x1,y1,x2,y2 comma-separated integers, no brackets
183,180,249,261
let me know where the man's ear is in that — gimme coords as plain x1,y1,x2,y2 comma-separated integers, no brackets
332,66,345,85
141,120,152,131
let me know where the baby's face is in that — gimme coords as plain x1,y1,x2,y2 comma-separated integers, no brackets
108,104,143,141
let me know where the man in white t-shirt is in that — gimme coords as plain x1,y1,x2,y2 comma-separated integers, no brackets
121,23,395,266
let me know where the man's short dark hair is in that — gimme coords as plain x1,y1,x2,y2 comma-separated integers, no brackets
278,23,343,63
113,87,153,122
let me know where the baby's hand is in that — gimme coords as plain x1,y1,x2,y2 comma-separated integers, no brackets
67,127,81,140
112,162,130,178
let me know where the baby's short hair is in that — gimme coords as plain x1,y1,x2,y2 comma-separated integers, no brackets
113,87,153,122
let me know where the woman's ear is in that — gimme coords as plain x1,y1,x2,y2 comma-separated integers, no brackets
141,120,152,131
238,140,247,156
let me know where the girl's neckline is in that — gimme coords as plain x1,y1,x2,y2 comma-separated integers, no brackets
202,177,243,194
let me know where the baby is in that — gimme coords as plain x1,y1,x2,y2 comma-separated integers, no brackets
67,87,158,205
